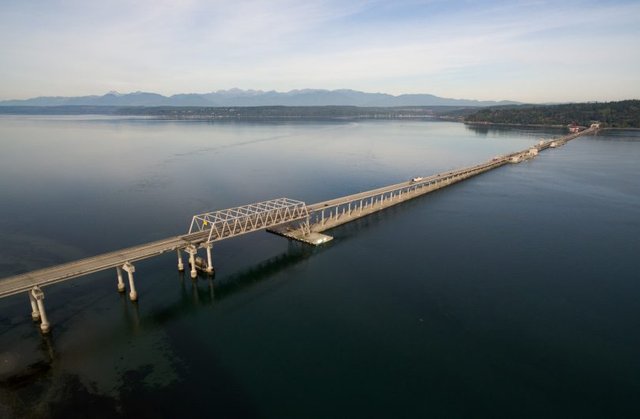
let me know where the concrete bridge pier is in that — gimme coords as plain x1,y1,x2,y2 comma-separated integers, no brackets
185,245,198,279
28,290,40,321
177,249,185,272
204,242,214,274
116,266,126,293
122,262,137,302
31,286,49,333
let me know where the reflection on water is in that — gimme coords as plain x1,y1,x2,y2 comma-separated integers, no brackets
1,117,639,418
150,244,317,327
463,122,569,137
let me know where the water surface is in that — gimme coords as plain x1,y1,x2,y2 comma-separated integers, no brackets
0,117,638,418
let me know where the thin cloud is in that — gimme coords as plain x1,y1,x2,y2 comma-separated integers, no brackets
0,0,638,102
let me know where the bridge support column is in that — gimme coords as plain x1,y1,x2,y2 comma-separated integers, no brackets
185,245,198,279
123,262,137,302
204,242,214,274
31,286,49,333
116,266,126,293
28,290,40,321
177,249,184,272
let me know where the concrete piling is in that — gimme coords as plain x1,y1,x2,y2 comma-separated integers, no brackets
122,262,137,302
177,249,184,272
116,266,126,293
28,290,40,321
204,242,214,274
185,245,198,279
31,286,49,333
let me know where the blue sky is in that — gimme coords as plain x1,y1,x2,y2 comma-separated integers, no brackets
1,0,639,102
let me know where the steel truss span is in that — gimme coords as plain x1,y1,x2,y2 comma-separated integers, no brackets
188,198,309,242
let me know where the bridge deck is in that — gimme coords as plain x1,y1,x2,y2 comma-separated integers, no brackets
269,126,597,242
0,127,596,299
269,159,506,241
0,235,192,298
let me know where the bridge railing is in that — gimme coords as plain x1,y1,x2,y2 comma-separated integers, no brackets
306,159,507,231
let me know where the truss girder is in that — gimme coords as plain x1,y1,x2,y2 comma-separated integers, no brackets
189,198,309,242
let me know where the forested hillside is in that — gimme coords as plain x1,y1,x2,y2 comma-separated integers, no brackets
465,100,639,128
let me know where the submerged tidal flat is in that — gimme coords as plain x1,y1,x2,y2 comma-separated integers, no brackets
0,116,639,418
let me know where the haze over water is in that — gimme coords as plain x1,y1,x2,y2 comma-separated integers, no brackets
0,117,639,417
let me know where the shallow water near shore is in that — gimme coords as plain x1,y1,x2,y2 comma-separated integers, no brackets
1,117,639,418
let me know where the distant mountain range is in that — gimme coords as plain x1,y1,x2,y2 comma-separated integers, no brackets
0,89,518,107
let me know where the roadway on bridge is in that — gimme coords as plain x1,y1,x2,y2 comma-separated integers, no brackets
0,127,596,299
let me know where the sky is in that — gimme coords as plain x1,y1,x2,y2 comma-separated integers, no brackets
1,0,639,103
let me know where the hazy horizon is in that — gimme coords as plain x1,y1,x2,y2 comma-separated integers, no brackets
1,0,639,103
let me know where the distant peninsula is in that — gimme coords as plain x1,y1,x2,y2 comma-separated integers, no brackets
463,100,640,128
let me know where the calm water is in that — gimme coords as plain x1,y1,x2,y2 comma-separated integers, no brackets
0,117,639,418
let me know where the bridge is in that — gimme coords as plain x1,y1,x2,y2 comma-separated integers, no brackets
0,126,598,333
